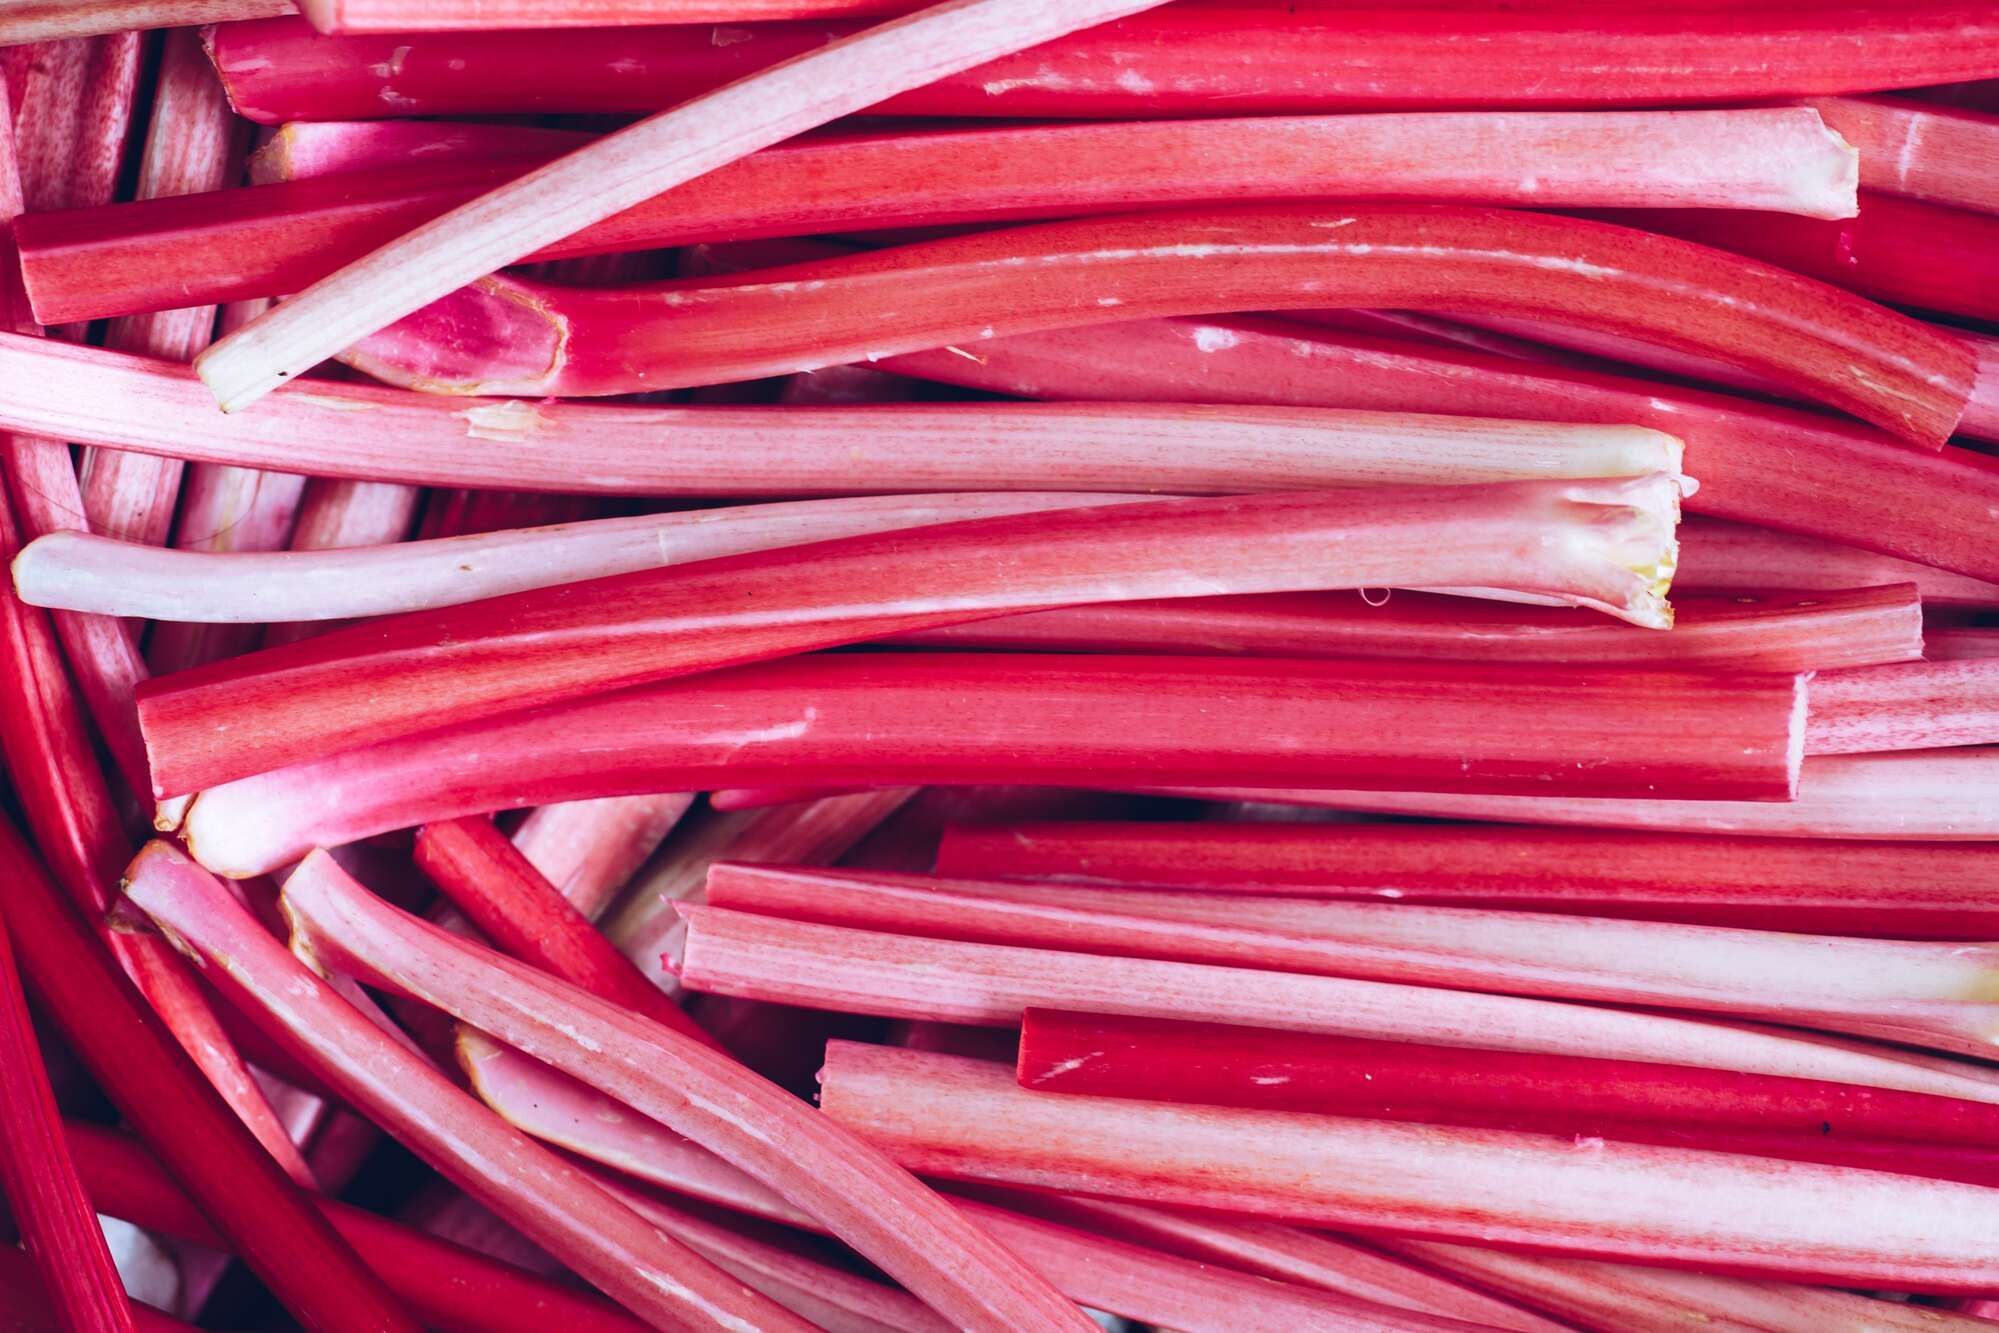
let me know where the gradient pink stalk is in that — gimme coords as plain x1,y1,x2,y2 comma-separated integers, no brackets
1809,658,1999,753
279,849,1099,1332
933,821,1999,940
706,864,1999,1058
137,476,1685,798
121,840,813,1332
673,906,1999,1106
340,205,1970,449
260,478,422,645
514,794,694,923
818,1041,1999,1291
0,2,289,42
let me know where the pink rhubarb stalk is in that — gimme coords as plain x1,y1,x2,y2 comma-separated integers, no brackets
17,107,1859,323
1805,97,1999,216
514,794,695,922
933,821,1999,939
0,1,287,42
260,477,423,645
673,905,1999,1106
192,0,1183,411
171,650,1811,877
338,205,1970,448
136,476,1684,798
706,864,1999,1057
1809,658,1999,753
277,847,1098,1332
817,1040,1999,1291
301,0,913,31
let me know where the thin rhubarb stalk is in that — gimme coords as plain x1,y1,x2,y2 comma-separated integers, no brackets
1676,517,1999,607
894,586,1923,674
673,905,1999,1106
933,821,1999,939
303,0,909,29
1182,748,1999,839
142,456,307,673
413,815,722,1050
706,864,1999,1057
17,107,1861,324
1965,331,1999,443
121,839,816,1332
64,1119,656,1333
137,475,1685,798
279,849,1099,1332
336,207,1969,448
515,794,695,922
192,0,1181,412
0,1,289,42
205,7,1999,124
260,476,423,644
817,1040,1999,1291
173,651,1812,877
1809,658,1999,753
78,28,236,549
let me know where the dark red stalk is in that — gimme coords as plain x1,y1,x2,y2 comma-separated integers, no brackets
206,7,1999,124
301,0,909,29
177,653,1808,878
412,815,723,1050
16,107,1857,324
933,821,1999,939
343,206,1969,448
0,820,421,1331
0,1247,180,1333
137,477,1683,798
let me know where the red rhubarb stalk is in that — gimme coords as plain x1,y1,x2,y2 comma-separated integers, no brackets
122,839,816,1332
193,0,1184,411
817,1041,1999,1291
0,1247,175,1333
705,864,1999,1056
278,848,1099,1332
17,106,1860,323
1929,628,1999,663
338,206,1969,448
1808,658,1999,753
673,905,1999,1106
1804,97,1999,216
172,651,1812,877
933,821,1999,939
303,0,912,30
1675,518,1999,607
205,7,1999,124
137,476,1684,798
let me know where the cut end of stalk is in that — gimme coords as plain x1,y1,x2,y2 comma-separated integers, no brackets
341,278,568,396
1562,472,1683,629
193,336,294,414
153,795,191,833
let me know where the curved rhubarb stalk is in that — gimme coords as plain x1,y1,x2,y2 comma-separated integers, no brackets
138,476,1684,798
261,476,424,645
674,905,1999,1106
206,7,1999,124
16,107,1859,325
279,849,1099,1333
343,206,1971,447
824,1041,1999,1291
192,0,1182,412
933,821,1999,939
174,651,1807,877
122,840,815,1333
706,864,1999,1057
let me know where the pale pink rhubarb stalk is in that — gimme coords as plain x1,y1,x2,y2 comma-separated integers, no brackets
340,205,1971,449
260,477,423,645
278,849,1098,1332
817,1041,1999,1291
1677,517,1999,607
706,864,1999,1058
121,840,816,1332
673,906,1999,1106
0,1,289,42
192,0,1183,411
1809,658,1999,753
137,475,1684,798
172,651,1810,877
514,794,695,922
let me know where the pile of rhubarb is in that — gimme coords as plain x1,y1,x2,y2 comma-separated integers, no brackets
4,3,1999,1330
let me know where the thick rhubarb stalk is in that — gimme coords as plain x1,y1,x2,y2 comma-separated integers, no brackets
206,7,1999,123
65,1119,656,1333
1677,517,1999,606
279,849,1099,1333
413,816,720,1050
1809,97,1999,216
78,29,236,549
138,476,1684,798
192,0,1182,412
932,821,1999,939
0,1248,175,1333
818,1041,1999,1291
515,794,694,922
1809,658,1999,753
1181,748,1999,839
896,586,1922,673
673,905,1999,1105
17,107,1859,324
705,865,1999,1056
122,840,814,1332
174,651,1811,877
339,207,1970,448
0,1,287,42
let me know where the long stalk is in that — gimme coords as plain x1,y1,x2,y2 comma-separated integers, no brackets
672,905,1999,1105
817,1041,1999,1291
1809,659,1999,753
260,476,423,644
278,848,1099,1333
138,476,1685,798
932,821,1999,939
0,1,288,42
16,106,1861,323
301,0,912,30
515,794,695,922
